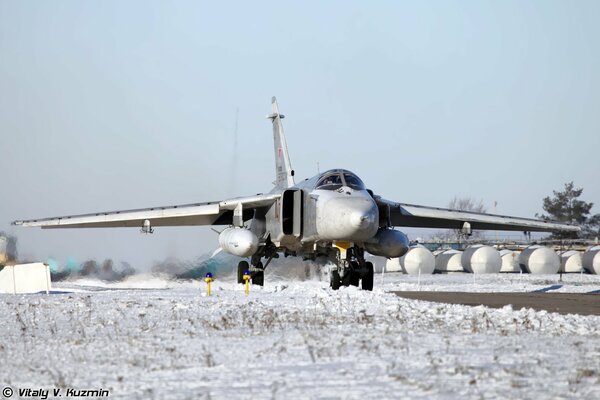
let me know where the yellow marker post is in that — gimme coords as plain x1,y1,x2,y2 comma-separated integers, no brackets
243,270,251,296
204,273,214,296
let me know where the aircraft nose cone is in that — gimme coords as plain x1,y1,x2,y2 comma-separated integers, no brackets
350,209,376,229
317,196,379,241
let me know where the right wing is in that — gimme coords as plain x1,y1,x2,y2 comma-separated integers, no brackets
12,193,280,229
375,197,580,233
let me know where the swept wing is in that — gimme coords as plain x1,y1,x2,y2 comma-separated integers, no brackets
375,197,579,233
12,194,280,229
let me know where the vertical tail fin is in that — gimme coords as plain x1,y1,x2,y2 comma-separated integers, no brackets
267,97,295,189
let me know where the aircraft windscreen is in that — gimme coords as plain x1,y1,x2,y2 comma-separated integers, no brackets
343,173,366,190
316,174,343,190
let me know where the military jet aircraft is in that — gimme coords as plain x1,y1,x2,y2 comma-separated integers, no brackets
13,97,579,290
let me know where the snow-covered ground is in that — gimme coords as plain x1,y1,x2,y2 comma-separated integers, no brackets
1,270,599,399
379,270,600,293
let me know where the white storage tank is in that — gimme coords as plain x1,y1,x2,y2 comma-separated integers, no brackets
499,249,521,273
434,250,464,272
399,246,435,275
385,257,402,272
461,245,501,274
582,249,600,274
519,245,560,274
558,250,583,273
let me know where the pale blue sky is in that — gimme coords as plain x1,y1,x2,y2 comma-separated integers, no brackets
1,1,599,268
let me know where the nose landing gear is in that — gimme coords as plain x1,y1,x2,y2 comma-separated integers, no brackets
329,245,374,291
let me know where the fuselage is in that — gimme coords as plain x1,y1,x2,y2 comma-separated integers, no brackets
288,169,379,244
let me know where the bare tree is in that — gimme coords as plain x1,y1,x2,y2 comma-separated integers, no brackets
447,197,487,214
431,197,488,241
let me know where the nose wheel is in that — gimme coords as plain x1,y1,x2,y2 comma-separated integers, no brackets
329,254,374,291
330,269,342,290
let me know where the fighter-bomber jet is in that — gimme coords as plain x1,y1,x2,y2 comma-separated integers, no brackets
13,98,579,290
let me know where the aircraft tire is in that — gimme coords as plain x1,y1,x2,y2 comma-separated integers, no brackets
237,261,249,284
361,262,374,291
252,262,264,286
330,269,341,290
341,269,352,287
349,262,360,287
252,270,264,286
350,272,360,286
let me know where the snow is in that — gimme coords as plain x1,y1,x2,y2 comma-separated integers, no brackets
379,270,600,293
1,270,599,399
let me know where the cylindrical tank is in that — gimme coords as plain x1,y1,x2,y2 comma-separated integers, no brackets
582,249,600,274
558,250,583,273
461,245,501,274
499,249,521,273
518,246,560,274
385,258,402,272
435,250,464,272
364,229,409,258
218,227,258,257
399,246,435,275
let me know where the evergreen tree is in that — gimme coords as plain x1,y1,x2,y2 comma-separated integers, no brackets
536,182,599,239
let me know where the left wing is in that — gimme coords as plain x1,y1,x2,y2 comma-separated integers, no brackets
375,197,579,233
12,194,280,229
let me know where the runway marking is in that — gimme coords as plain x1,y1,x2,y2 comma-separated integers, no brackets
391,291,600,316
533,284,563,293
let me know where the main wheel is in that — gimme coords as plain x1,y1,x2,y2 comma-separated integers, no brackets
349,262,360,287
341,269,352,287
361,261,374,291
237,261,249,284
252,262,264,286
350,271,360,286
330,269,341,290
252,271,264,286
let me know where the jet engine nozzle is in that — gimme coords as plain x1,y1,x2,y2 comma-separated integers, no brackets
218,227,259,257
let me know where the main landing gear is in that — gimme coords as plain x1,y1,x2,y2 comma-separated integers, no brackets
237,260,264,286
237,247,278,287
329,245,374,291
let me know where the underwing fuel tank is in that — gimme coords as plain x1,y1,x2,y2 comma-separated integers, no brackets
364,229,409,258
218,227,258,257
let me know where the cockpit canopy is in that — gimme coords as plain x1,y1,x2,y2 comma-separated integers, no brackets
315,170,366,191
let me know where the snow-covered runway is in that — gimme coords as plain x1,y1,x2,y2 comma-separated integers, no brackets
1,273,599,399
